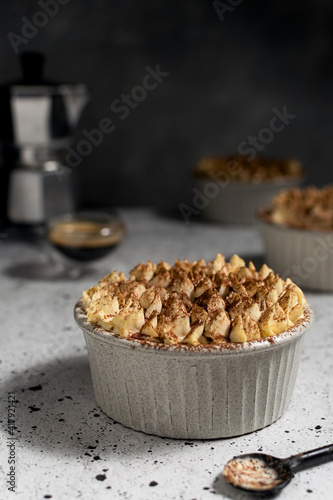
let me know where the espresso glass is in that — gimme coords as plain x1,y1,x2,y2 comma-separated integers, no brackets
45,210,125,278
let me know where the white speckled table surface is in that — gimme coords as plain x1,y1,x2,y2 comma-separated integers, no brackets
0,209,332,500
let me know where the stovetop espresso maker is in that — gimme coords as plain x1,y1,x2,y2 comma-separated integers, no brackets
0,52,89,228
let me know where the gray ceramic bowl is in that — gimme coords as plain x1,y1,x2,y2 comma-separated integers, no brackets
259,212,333,291
74,301,314,439
193,177,302,224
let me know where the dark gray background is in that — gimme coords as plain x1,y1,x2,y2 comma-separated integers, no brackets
1,0,333,209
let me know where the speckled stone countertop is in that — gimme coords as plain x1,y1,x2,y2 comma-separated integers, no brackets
0,209,332,500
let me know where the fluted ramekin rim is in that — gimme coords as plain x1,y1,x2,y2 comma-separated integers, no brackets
74,300,314,356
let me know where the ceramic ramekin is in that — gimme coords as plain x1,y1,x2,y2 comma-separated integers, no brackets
74,300,314,440
259,213,333,291
193,177,302,224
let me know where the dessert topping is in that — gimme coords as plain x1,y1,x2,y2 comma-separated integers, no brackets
82,254,306,346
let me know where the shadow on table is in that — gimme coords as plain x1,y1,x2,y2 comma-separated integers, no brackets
156,207,264,229
2,355,170,459
4,260,96,281
213,473,281,499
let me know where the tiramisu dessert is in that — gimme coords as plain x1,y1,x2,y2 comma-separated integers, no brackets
193,155,303,183
82,253,306,346
261,185,333,230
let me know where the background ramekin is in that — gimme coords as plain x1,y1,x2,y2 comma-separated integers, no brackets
259,213,333,291
75,301,313,439
193,177,302,224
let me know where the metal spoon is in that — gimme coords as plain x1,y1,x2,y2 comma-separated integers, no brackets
223,444,333,494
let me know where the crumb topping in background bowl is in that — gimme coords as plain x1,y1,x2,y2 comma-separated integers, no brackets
260,185,333,231
193,155,303,182
82,254,306,346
